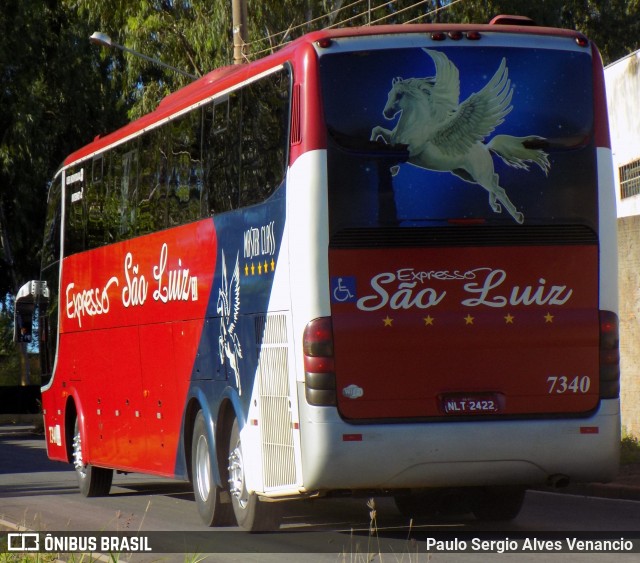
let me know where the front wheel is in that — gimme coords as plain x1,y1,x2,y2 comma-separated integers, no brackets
228,418,281,532
72,419,112,497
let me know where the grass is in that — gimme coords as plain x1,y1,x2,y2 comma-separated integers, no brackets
0,555,95,563
336,498,429,563
621,431,640,465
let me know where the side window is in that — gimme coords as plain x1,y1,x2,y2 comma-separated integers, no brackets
239,70,290,207
120,145,139,238
102,142,138,244
167,110,204,227
103,147,121,244
203,92,241,214
57,66,291,250
63,166,86,255
138,128,169,235
86,154,106,248
42,177,62,269
40,177,62,381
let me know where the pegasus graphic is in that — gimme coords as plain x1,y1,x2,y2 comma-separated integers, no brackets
370,49,550,224
217,251,243,395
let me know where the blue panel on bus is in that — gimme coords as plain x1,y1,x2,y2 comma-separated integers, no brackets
177,184,287,477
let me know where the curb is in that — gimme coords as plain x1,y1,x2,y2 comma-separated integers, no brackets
0,414,42,425
543,482,640,502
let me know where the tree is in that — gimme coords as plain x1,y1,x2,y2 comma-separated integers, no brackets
2,0,639,302
0,0,126,299
440,0,640,64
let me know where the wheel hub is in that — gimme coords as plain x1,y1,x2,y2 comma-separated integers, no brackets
228,445,248,509
195,434,211,501
72,432,87,478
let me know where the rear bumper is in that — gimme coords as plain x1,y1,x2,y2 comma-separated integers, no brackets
297,385,620,492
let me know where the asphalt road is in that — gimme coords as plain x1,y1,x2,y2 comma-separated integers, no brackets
2,424,640,562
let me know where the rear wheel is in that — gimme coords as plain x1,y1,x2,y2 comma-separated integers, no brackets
394,490,442,520
72,419,112,497
191,411,235,526
228,418,281,532
470,486,526,521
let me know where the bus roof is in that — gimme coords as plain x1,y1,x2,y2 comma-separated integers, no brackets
62,20,590,168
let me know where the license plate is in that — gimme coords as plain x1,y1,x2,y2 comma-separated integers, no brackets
439,393,502,415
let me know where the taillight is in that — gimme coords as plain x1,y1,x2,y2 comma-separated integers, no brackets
303,317,336,406
599,310,620,399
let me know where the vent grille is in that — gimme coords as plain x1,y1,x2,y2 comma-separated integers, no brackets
254,314,296,490
330,225,597,249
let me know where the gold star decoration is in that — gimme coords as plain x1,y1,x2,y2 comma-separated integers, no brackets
383,316,393,327
244,259,276,276
504,313,515,324
544,312,554,323
423,315,435,326
464,314,474,325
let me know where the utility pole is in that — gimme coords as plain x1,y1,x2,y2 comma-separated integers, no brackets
232,0,248,64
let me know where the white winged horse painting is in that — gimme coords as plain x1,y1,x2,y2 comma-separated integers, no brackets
218,251,243,395
370,49,550,224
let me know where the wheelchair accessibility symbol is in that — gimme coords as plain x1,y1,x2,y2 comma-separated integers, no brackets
331,276,357,303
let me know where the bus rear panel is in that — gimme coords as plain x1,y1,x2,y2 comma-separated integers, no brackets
297,29,618,493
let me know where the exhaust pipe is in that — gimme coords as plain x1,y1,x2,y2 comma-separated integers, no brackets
548,474,571,488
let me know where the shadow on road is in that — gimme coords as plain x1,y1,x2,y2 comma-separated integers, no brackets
0,425,68,476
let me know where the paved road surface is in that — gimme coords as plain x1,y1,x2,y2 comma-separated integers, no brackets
2,424,640,562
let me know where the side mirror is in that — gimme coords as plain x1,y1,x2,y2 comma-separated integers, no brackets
14,280,49,343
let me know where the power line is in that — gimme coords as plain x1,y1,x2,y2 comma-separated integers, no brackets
244,0,368,49
404,0,466,24
246,0,467,60
368,0,436,26
324,0,398,29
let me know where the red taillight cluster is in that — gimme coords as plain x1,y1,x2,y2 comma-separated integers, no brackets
303,317,336,406
599,310,620,399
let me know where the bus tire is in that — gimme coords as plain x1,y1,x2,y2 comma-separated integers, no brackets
228,418,281,532
192,411,235,527
470,486,526,521
394,490,442,520
72,418,112,497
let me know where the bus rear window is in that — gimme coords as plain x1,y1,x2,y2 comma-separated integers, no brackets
319,45,598,230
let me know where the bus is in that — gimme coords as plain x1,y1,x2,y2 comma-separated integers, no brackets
15,17,620,531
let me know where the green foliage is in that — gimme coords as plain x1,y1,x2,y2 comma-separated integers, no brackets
0,301,21,386
621,432,640,465
0,0,638,301
0,0,127,297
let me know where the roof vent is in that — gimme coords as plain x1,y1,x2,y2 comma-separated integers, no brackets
489,15,536,26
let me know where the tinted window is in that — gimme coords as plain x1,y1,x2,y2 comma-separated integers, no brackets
320,47,597,229
62,66,291,255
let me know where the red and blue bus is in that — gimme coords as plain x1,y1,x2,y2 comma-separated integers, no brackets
16,18,620,531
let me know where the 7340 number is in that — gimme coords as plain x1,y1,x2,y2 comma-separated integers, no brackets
547,375,591,394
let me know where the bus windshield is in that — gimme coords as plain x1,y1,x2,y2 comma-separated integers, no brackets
319,43,598,231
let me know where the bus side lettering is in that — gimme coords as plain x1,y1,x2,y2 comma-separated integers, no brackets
152,243,198,304
122,252,148,308
65,276,119,328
